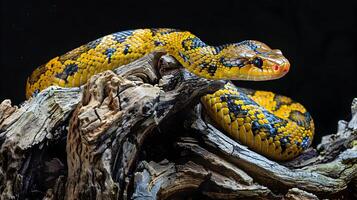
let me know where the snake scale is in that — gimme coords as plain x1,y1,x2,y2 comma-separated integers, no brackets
26,28,314,160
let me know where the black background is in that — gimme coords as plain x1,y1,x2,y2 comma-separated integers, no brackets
1,0,356,144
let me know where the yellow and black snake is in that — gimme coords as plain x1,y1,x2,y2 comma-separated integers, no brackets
26,28,314,161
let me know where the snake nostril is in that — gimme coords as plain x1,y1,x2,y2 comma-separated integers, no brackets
273,65,279,71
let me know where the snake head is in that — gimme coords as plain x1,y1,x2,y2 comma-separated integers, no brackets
218,40,290,81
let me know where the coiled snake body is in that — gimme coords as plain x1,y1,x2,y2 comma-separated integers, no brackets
26,28,314,160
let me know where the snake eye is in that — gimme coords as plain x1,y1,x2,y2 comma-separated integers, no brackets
252,57,263,68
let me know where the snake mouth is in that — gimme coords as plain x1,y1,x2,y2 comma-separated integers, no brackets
280,61,290,74
251,61,290,81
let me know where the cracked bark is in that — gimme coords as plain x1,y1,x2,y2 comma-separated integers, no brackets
0,52,356,200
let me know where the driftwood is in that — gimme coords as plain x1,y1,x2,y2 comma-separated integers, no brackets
0,52,356,199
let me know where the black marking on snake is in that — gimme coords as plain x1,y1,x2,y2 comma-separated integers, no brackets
249,105,283,138
151,28,179,36
288,110,312,129
251,121,279,138
112,30,134,43
222,89,285,140
237,40,259,53
279,136,290,152
87,38,102,49
123,44,131,55
104,48,116,63
182,37,207,50
198,62,209,72
250,108,285,139
28,64,47,85
158,29,178,35
304,113,313,128
178,51,190,64
55,63,79,82
151,29,169,36
220,94,248,117
220,57,246,68
234,88,262,106
154,40,164,46
273,94,292,111
213,44,229,54
150,29,158,36
150,29,157,36
208,65,217,76
301,136,310,149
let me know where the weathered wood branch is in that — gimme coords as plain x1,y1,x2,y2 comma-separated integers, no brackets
184,104,356,194
0,52,356,199
0,87,81,199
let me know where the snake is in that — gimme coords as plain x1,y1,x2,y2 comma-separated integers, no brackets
26,28,314,161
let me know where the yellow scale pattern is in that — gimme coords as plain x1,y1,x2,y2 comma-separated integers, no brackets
201,84,314,160
26,28,313,160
